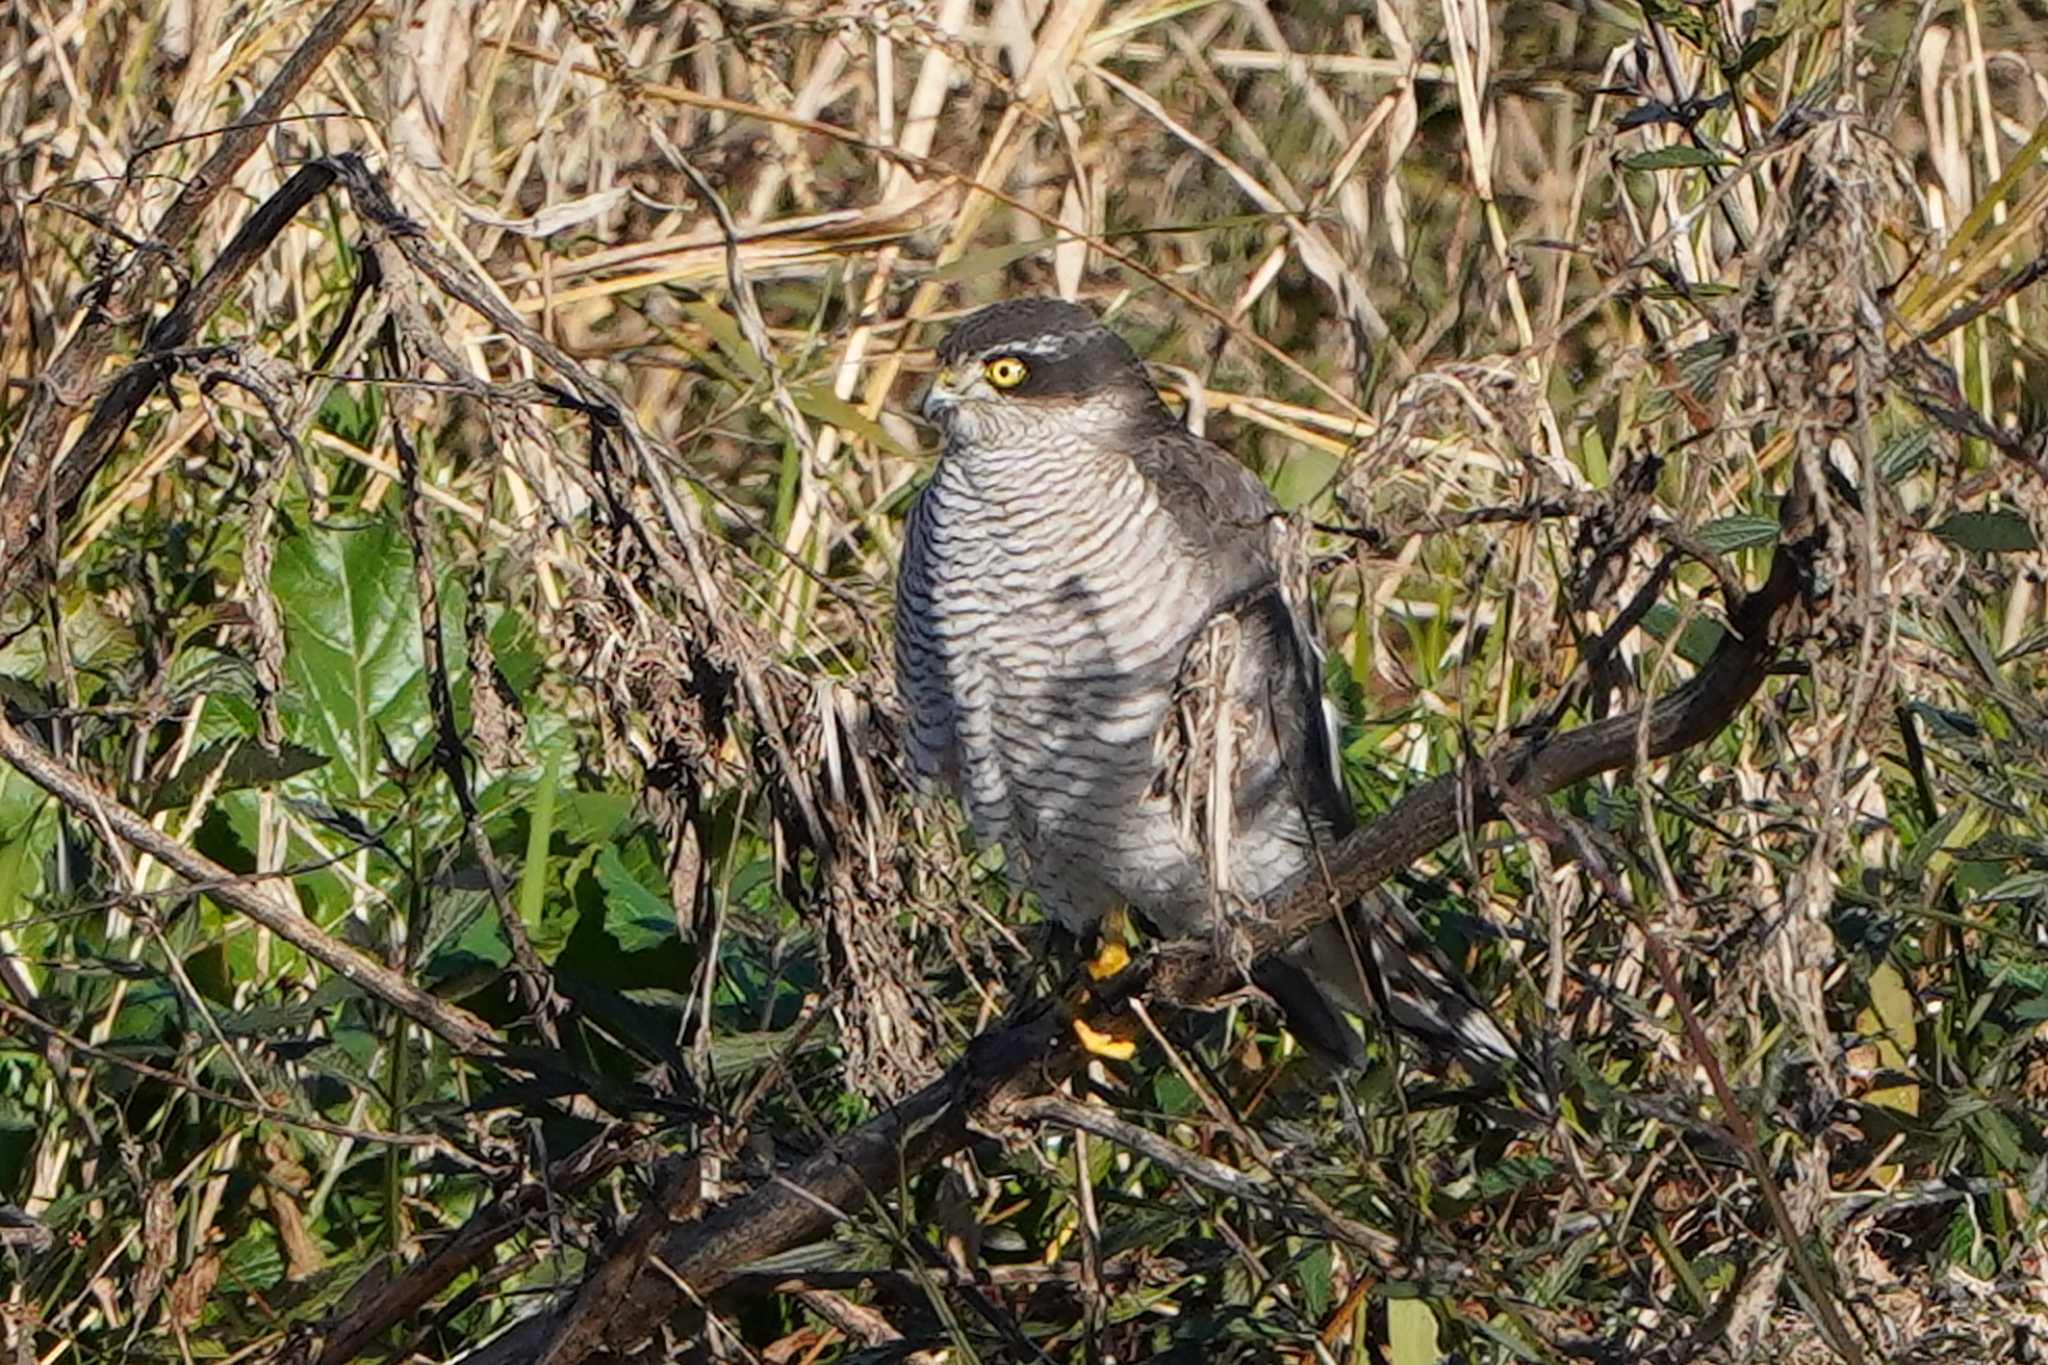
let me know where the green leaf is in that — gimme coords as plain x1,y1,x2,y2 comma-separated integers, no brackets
1152,1070,1196,1115
1476,1153,1557,1198
789,381,912,459
1974,870,2048,905
594,845,677,953
923,235,1063,286
1723,32,1785,78
1642,281,1736,300
1296,1240,1332,1318
1942,1206,1979,1268
273,518,428,798
1622,145,1728,171
519,742,565,955
1933,510,2038,553
147,738,329,813
1857,958,1921,1116
1865,960,1916,1058
1967,1105,2026,1171
1877,427,1935,482
1649,1216,1709,1311
1903,802,1980,881
1640,602,1727,668
1270,445,1341,513
705,1020,814,1074
677,298,766,381
1388,1295,1441,1364
1695,514,1779,553
0,767,58,918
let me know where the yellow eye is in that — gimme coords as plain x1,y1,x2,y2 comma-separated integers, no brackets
983,355,1029,389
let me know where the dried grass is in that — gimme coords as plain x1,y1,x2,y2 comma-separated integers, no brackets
1,0,2046,1360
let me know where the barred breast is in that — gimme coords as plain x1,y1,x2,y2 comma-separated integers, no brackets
895,429,1222,933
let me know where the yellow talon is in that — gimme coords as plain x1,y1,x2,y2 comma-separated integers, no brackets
1085,939,1130,981
1071,1015,1136,1061
1085,907,1136,981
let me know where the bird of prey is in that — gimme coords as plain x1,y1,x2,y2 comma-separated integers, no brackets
894,296,1517,1076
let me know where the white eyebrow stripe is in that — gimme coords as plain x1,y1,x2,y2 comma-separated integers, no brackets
999,333,1082,357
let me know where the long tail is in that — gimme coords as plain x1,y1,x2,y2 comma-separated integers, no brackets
1279,889,1532,1085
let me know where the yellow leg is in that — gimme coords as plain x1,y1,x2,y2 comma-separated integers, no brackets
1084,907,1135,981
1071,1015,1137,1061
1071,907,1138,1058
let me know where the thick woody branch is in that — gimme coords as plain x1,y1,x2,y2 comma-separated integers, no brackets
456,1011,1075,1365
451,482,1820,1365
1240,476,1819,966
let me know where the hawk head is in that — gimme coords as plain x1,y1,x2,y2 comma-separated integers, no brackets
921,298,1166,441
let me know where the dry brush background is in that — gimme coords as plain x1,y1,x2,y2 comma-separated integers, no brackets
2,0,2047,1360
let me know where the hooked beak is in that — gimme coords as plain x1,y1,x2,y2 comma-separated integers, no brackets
919,363,966,425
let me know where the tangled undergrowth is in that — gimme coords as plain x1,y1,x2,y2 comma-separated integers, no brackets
1,0,2046,1361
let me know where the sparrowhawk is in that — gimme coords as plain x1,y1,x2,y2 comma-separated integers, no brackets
894,297,1517,1076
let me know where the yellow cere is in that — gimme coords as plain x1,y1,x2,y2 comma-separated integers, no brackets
983,355,1029,388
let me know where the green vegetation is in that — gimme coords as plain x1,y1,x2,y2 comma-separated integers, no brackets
0,0,2044,1360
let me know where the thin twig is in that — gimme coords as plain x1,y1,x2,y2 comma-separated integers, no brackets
454,474,1820,1365
0,710,500,1055
0,0,372,573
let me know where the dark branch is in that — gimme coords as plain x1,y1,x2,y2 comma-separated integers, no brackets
0,0,372,585
1251,475,1817,961
451,476,1822,1365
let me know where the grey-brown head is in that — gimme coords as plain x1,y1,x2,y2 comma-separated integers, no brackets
921,298,1167,443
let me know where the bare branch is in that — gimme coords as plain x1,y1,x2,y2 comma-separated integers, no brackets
449,476,1822,1365
0,710,500,1056
0,0,372,577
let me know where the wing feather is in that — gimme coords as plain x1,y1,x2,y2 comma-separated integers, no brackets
893,487,961,793
1133,420,1534,1088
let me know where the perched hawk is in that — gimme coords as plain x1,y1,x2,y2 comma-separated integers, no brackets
894,297,1517,1075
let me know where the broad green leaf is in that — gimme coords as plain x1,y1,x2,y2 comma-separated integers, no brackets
595,845,677,953
0,768,57,919
1933,510,2038,553
1865,960,1917,1059
1270,445,1341,513
1724,33,1785,78
1388,1296,1441,1364
789,381,912,459
147,738,329,814
1622,145,1728,171
1152,1071,1195,1115
556,789,635,844
1856,959,1920,1119
1476,1154,1557,1198
273,518,428,798
518,745,563,914
1296,1240,1333,1318
1640,602,1726,668
1696,514,1779,552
